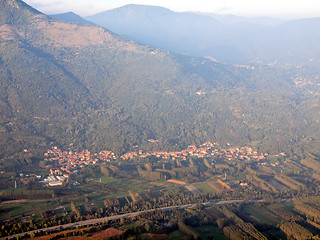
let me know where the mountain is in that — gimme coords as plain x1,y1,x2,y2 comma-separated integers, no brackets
86,5,228,60
87,4,320,64
0,0,320,162
50,12,94,25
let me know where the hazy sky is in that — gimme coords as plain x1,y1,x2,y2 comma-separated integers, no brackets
24,0,320,19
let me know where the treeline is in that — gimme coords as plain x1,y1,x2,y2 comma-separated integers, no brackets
223,225,255,240
0,190,54,200
100,165,120,177
280,222,313,240
274,174,306,191
267,204,303,222
172,166,199,178
213,205,267,240
246,175,277,193
137,166,165,180
312,173,320,182
2,157,34,170
301,154,320,173
294,200,320,223
178,220,202,240
136,163,200,180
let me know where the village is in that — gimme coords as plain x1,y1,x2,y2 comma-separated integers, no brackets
41,142,273,186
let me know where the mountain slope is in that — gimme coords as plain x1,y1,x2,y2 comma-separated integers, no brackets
0,0,41,25
0,0,319,161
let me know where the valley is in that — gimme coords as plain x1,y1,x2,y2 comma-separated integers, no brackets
1,0,320,239
1,141,320,239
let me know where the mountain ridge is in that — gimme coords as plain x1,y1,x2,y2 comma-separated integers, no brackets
86,4,320,64
50,12,95,25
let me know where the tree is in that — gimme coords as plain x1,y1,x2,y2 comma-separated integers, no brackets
30,231,36,238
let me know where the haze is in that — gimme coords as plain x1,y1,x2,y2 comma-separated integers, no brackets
24,0,320,18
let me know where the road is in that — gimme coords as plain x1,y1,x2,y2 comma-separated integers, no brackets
2,198,286,240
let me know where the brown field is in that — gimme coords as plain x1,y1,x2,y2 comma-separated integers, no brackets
268,179,289,192
207,181,223,192
167,179,186,185
185,185,201,195
149,182,165,186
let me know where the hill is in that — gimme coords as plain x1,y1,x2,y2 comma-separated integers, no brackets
0,0,320,162
50,12,95,25
87,4,320,64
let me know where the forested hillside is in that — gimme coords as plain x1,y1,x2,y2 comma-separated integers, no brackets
0,0,320,162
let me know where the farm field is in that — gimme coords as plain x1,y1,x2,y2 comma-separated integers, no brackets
194,183,217,194
167,179,187,185
0,200,59,220
207,180,231,192
185,185,202,195
195,225,227,240
243,204,282,225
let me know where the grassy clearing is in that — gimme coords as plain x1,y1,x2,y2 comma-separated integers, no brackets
99,176,122,185
194,183,217,194
98,175,153,193
0,204,24,219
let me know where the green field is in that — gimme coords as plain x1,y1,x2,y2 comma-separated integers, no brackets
243,204,281,225
98,175,160,193
119,221,140,230
194,183,217,194
195,225,227,240
169,230,188,240
0,200,59,219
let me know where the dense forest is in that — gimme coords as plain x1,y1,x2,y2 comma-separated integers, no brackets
0,0,320,162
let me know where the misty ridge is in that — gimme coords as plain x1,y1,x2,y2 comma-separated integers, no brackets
50,4,320,65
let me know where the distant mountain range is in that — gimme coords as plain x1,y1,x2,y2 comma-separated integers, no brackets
80,4,320,64
1,0,320,162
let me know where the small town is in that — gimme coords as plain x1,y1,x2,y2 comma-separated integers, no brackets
41,142,272,186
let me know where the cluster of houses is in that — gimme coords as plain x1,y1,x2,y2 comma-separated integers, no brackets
120,142,267,162
43,142,269,185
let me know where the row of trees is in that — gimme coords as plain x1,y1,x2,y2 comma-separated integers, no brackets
280,222,313,240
